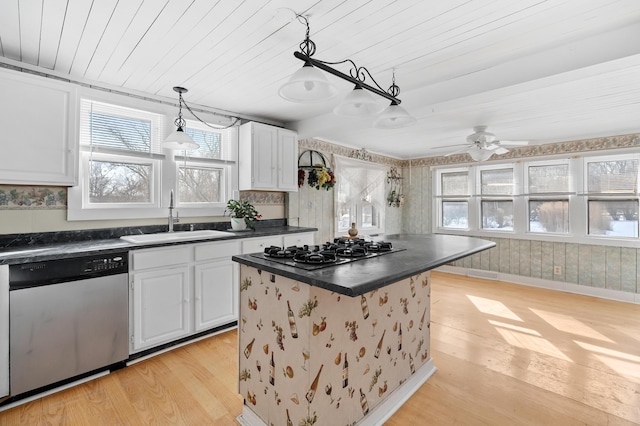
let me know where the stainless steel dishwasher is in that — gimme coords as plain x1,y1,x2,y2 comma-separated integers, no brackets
9,251,129,397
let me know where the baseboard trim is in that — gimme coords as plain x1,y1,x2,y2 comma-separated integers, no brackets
438,265,640,305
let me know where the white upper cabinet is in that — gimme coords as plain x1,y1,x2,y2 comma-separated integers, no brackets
0,68,78,185
239,122,298,192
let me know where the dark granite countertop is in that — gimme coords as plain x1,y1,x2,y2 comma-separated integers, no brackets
232,234,495,297
0,225,317,265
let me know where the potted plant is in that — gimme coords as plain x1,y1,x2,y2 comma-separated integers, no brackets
225,199,261,231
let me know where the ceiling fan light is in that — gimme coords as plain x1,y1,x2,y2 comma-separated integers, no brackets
468,148,494,162
334,85,384,117
163,127,200,151
373,101,417,129
279,63,338,103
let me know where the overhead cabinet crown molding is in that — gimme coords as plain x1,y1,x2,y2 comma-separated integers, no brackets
0,68,78,186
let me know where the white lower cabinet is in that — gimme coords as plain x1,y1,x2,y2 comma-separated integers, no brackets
132,266,191,351
194,259,237,331
129,233,314,354
129,240,240,354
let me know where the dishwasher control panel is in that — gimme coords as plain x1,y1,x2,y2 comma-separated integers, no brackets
84,255,126,273
9,252,128,289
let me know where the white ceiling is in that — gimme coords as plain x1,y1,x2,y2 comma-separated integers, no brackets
1,0,640,159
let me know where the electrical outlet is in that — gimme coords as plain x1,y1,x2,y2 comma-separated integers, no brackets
553,265,562,275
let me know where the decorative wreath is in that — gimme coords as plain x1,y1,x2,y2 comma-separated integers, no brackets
297,150,336,190
301,166,336,190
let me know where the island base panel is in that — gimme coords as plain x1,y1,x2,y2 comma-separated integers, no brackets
238,265,431,425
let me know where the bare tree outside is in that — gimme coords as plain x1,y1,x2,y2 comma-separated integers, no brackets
87,112,153,203
179,167,222,203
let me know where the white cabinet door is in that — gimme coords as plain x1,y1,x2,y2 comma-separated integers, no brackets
239,122,298,192
240,122,277,190
277,129,299,191
131,266,191,352
194,260,238,331
251,124,278,189
0,68,78,185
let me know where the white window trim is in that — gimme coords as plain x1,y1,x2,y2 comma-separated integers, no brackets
68,150,163,220
68,88,238,221
524,158,572,236
435,167,472,231
174,158,233,212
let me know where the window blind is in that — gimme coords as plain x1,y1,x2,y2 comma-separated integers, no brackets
79,99,164,155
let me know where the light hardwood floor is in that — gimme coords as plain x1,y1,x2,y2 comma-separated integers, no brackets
1,271,639,425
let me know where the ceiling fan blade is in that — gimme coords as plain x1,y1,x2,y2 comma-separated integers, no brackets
498,140,528,146
494,147,510,155
430,143,469,150
444,146,473,157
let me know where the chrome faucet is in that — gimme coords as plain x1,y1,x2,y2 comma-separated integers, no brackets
168,189,179,232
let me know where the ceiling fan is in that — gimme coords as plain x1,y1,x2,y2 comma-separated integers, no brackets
437,126,529,161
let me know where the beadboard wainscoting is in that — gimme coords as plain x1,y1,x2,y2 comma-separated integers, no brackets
443,237,640,302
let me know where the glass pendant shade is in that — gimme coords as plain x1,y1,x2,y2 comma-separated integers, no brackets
279,63,338,103
373,101,417,129
334,86,384,117
468,148,494,161
163,127,200,150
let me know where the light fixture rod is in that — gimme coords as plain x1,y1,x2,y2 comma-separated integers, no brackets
293,51,401,104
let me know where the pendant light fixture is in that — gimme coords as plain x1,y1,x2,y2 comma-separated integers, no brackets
163,86,200,151
278,20,337,103
373,71,416,128
333,84,384,117
279,14,416,128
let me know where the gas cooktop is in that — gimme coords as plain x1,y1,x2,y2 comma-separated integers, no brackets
249,237,405,271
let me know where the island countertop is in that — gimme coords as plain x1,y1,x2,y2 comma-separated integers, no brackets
232,233,495,296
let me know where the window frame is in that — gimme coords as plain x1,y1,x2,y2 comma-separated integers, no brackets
476,164,516,233
432,150,640,248
68,89,238,221
435,167,472,231
524,158,572,235
582,153,640,240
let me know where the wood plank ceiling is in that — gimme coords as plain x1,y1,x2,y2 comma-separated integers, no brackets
1,0,639,159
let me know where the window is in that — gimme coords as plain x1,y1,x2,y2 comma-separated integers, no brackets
438,170,469,229
334,155,386,236
585,157,639,238
68,96,237,220
89,159,153,204
433,152,640,245
68,100,164,219
526,161,571,234
479,167,514,231
175,119,234,206
178,166,223,203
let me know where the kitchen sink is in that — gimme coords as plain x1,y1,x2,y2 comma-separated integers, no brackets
120,230,235,244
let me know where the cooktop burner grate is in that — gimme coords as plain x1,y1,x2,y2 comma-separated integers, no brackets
249,239,404,270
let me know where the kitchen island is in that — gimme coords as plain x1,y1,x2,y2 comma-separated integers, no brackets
232,234,495,426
